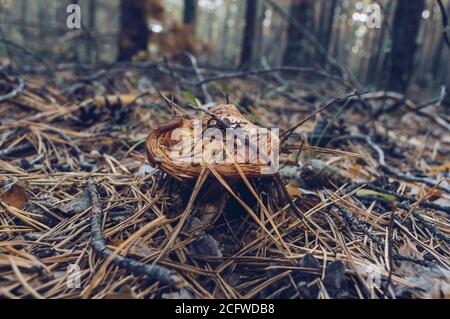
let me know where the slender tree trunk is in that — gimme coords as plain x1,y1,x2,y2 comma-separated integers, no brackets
432,1,450,79
183,0,198,26
240,0,264,68
387,0,426,92
367,1,394,86
118,0,149,61
20,0,28,42
331,6,341,60
318,0,337,65
283,0,314,66
87,0,97,63
220,3,231,64
322,0,337,55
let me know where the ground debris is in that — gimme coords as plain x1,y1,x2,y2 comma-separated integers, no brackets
0,62,448,299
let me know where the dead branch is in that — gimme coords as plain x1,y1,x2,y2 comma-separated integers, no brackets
281,91,364,144
345,183,450,215
0,74,25,103
195,66,349,88
0,142,34,158
334,135,450,194
87,179,183,288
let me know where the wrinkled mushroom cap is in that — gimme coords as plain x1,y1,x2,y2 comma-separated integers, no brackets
145,104,279,180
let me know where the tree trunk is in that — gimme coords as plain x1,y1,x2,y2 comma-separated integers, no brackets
366,1,394,86
432,1,450,79
220,3,232,63
118,0,149,61
183,0,198,26
283,0,314,66
88,0,97,63
20,0,28,42
387,0,425,92
240,0,264,68
318,0,337,64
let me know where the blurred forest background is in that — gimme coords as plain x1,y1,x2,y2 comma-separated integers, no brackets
0,0,449,96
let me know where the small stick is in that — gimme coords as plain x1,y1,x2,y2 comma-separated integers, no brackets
335,206,437,271
183,52,213,104
0,142,34,158
87,179,183,288
344,183,450,214
0,74,25,103
195,66,347,88
382,204,395,299
337,208,385,247
349,189,450,245
280,91,365,144
334,135,450,194
56,131,96,171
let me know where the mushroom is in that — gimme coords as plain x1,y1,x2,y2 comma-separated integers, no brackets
145,104,279,180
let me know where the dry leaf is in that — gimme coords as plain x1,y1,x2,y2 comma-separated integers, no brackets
1,180,29,209
286,184,301,197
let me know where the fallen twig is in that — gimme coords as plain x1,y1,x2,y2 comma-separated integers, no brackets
0,142,34,158
183,52,213,105
87,179,183,288
0,74,25,103
281,91,365,144
195,66,348,88
337,207,385,246
345,183,450,214
56,131,96,171
334,135,450,194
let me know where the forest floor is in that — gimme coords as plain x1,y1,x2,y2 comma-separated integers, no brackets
0,61,449,299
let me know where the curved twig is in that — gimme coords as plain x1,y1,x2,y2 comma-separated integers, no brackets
195,66,350,88
281,91,365,144
87,179,183,288
344,183,450,214
0,142,34,158
334,135,450,194
0,74,25,103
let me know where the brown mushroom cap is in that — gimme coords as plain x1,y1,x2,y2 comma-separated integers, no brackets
145,104,279,180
